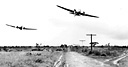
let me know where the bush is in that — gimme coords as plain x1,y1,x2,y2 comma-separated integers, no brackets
82,49,88,52
93,50,101,56
105,51,111,56
101,53,106,56
86,50,101,56
110,51,118,57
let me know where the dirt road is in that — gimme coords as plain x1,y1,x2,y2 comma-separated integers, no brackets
65,52,113,67
103,50,128,67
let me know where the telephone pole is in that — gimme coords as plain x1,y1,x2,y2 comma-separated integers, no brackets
86,34,96,52
79,40,85,45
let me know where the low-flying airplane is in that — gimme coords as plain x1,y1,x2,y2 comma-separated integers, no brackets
6,24,37,30
56,5,99,18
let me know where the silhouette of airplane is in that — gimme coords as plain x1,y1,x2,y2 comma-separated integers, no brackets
6,24,37,30
56,5,99,18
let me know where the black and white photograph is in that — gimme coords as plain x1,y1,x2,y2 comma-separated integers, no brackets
0,0,128,67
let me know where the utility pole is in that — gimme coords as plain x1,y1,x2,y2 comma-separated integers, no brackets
86,34,96,52
79,40,85,45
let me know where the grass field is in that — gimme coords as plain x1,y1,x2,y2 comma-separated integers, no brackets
117,56,128,67
0,50,62,67
69,46,127,64
0,45,127,67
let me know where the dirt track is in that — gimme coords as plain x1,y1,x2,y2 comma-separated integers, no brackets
65,52,113,67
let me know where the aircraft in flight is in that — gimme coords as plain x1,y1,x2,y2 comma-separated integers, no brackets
6,24,37,30
56,5,99,18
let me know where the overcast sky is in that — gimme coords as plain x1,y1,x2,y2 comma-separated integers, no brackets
0,0,128,46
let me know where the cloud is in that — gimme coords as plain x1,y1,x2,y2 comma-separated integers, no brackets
110,31,128,40
50,18,128,41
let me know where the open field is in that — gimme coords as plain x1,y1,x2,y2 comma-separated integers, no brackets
0,45,128,67
70,46,127,58
117,56,128,67
0,50,63,67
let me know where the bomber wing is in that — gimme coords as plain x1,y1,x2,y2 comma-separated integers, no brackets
6,24,16,28
80,12,99,18
56,5,74,13
23,27,37,30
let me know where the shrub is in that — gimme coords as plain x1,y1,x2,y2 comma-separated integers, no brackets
101,53,106,56
93,50,101,56
105,51,111,56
